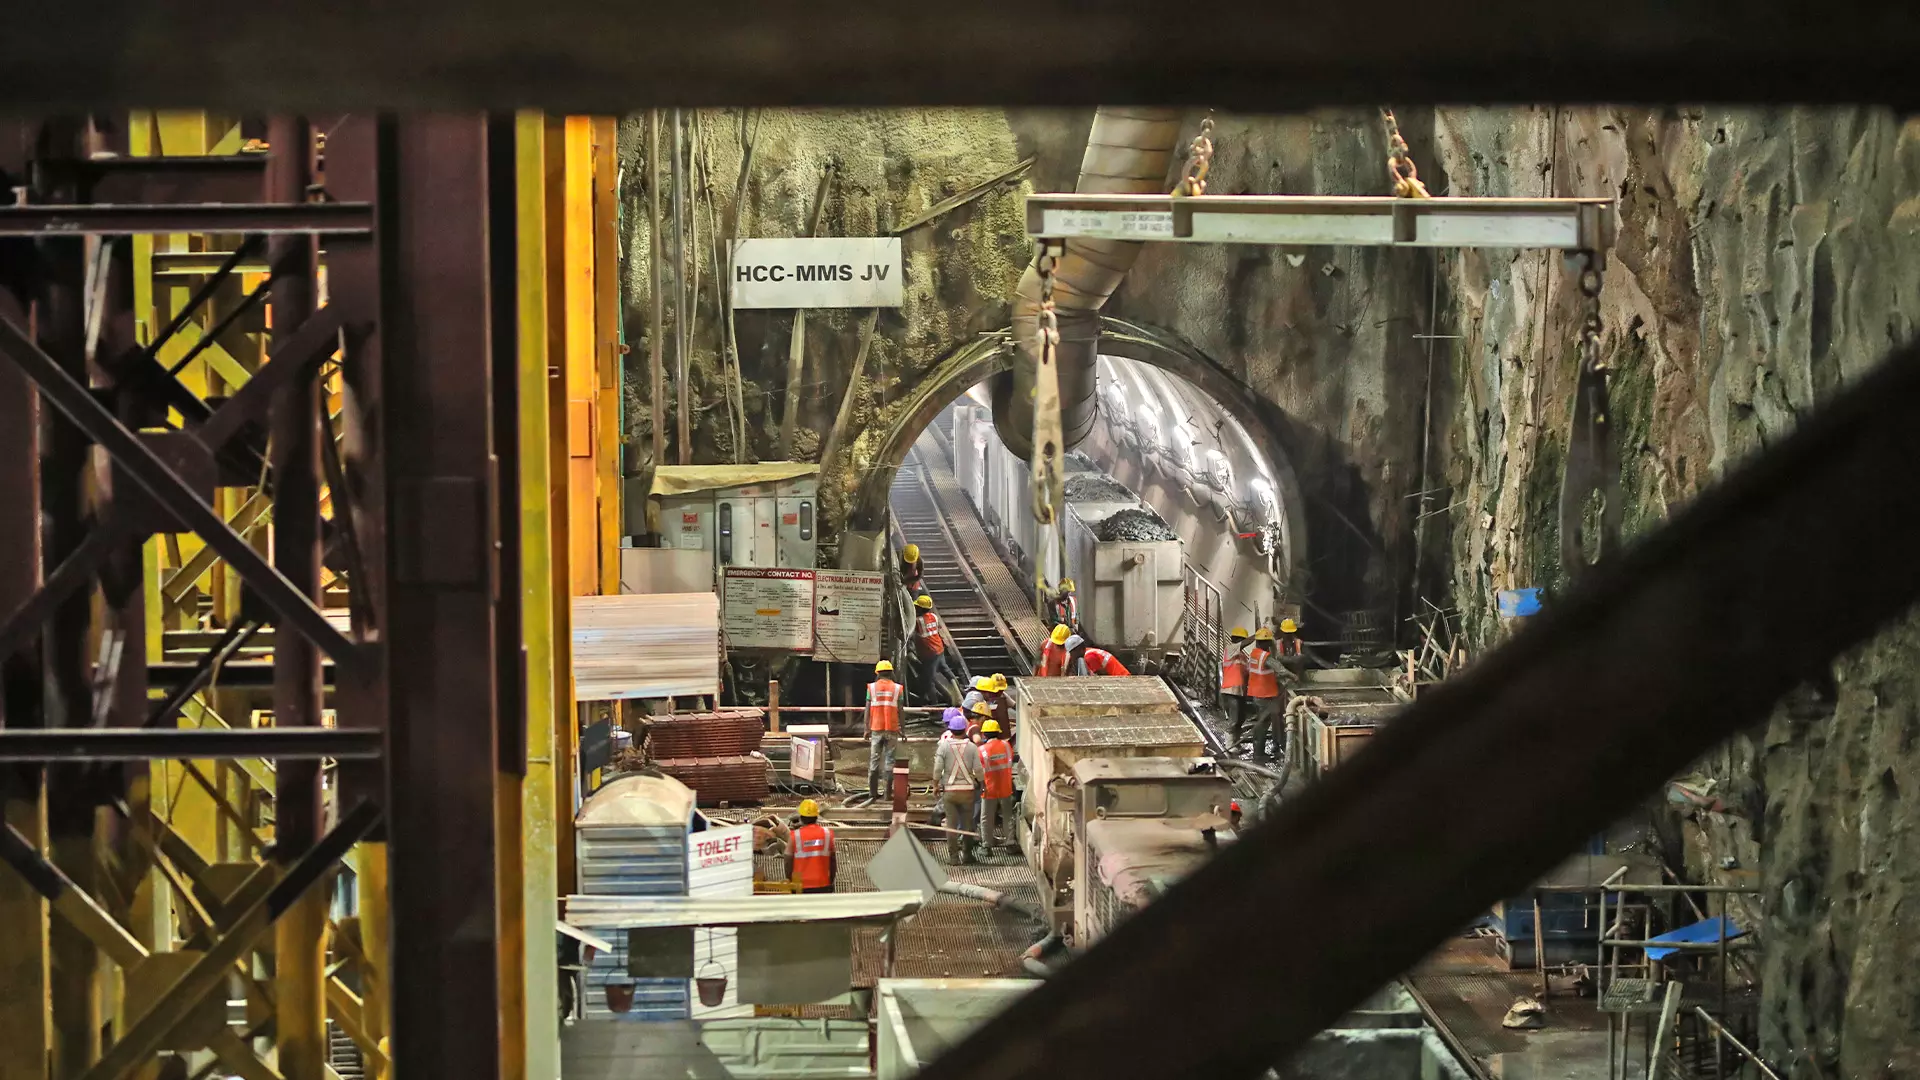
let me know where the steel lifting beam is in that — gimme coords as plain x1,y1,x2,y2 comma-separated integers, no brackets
914,339,1920,1080
0,728,382,761
0,310,358,667
1025,193,1617,250
0,202,373,236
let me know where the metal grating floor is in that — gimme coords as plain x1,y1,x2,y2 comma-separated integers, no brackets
1019,675,1177,708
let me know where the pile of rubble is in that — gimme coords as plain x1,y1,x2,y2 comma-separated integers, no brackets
1095,507,1177,542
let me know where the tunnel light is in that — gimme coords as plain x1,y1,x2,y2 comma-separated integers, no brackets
1205,448,1233,491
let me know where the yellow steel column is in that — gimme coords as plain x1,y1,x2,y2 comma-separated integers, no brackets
359,845,390,1080
547,117,581,894
514,111,564,1080
563,118,600,599
0,791,52,1080
591,118,624,595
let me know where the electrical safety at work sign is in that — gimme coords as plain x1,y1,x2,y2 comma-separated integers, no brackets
729,237,903,309
722,567,884,659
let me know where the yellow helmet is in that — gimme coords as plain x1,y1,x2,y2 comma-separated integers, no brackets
1279,618,1299,634
915,594,934,609
981,719,1001,734
970,701,993,717
875,659,894,673
1229,626,1249,639
797,799,820,817
1050,624,1070,646
1059,578,1075,592
972,675,993,691
987,673,1009,692
1254,627,1275,641
902,544,920,563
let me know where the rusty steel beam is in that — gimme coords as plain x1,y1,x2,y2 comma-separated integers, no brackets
3,2,1920,108
914,340,1920,1080
35,154,269,204
377,113,504,1080
0,202,372,236
0,311,358,667
0,728,382,761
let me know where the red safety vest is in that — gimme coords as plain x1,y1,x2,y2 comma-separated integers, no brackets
1219,647,1247,692
1083,648,1131,677
867,679,901,732
791,823,835,889
1247,645,1280,698
918,611,946,655
982,738,1014,799
1039,642,1069,677
1054,593,1078,628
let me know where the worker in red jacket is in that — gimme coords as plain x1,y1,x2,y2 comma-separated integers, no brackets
1066,634,1132,676
979,719,1015,855
1246,627,1284,764
786,799,836,893
914,594,957,703
1038,624,1072,677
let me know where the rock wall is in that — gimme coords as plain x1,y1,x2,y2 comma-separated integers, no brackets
1429,106,1920,1077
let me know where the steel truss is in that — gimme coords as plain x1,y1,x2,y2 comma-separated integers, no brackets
0,114,517,1080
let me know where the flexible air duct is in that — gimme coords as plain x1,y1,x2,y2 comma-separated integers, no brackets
995,106,1186,459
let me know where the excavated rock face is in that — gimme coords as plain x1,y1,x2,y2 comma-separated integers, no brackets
1432,106,1920,1076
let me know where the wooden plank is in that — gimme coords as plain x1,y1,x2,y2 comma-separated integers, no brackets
572,592,719,700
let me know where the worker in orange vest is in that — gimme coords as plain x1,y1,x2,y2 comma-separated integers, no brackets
1067,634,1132,677
1038,624,1071,677
866,660,904,799
900,543,924,592
1246,627,1284,764
1218,626,1250,746
913,594,957,704
1276,617,1306,679
786,799,836,893
1047,578,1079,632
979,719,1015,855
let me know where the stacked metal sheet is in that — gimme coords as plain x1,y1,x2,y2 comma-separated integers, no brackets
649,710,769,805
651,755,770,806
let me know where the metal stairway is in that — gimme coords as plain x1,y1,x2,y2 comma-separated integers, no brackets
891,452,1023,687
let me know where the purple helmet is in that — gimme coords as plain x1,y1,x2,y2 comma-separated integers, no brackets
943,706,966,732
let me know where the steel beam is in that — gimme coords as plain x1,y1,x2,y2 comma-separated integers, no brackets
377,113,504,1080
148,659,335,690
0,202,372,236
0,311,359,667
913,339,1920,1080
4,3,1920,107
0,728,382,761
1026,194,1617,250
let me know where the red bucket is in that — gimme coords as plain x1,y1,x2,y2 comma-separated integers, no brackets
604,983,635,1014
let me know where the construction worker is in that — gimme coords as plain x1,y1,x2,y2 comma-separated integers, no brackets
983,672,1013,737
1245,627,1283,764
1047,578,1079,631
786,799,836,893
960,674,993,733
934,713,983,864
1066,634,1132,677
913,594,957,704
900,542,923,592
1276,617,1306,679
1038,624,1072,677
1219,627,1250,745
865,660,904,799
979,719,1015,854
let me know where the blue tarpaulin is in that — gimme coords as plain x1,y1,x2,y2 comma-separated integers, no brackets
1644,916,1743,961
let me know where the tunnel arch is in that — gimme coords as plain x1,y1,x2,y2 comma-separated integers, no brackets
844,317,1311,597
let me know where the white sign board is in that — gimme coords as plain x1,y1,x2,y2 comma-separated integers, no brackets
688,823,753,1019
730,237,904,309
723,568,815,651
812,570,886,662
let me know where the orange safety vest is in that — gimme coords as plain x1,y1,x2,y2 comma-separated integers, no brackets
918,611,946,655
867,678,902,732
791,823,835,889
1039,642,1069,677
1246,645,1280,698
1053,593,1078,628
981,738,1014,799
1219,647,1247,692
1083,648,1131,677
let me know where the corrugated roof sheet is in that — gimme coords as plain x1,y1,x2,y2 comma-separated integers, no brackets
565,891,923,929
